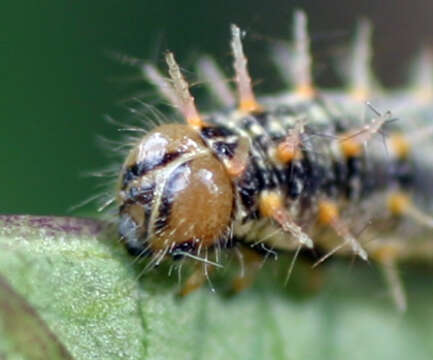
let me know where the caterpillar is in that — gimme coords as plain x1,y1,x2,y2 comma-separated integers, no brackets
112,10,433,311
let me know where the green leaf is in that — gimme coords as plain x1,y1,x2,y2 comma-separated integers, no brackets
0,215,433,360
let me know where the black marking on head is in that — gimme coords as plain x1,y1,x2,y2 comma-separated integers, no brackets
135,184,156,204
153,162,190,233
118,212,136,239
128,186,141,199
121,151,183,189
122,165,137,188
153,196,171,233
119,183,156,257
118,212,151,258
122,183,156,208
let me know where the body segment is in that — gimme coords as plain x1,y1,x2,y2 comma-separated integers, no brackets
114,11,433,308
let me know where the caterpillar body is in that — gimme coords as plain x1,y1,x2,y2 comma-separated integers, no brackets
114,10,433,310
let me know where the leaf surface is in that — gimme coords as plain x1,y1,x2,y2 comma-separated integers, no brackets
0,215,432,360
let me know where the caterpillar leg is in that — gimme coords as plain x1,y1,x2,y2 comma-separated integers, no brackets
231,246,263,293
380,258,407,312
179,263,215,297
371,244,407,312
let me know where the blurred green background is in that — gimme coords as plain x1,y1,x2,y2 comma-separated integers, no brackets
2,0,433,215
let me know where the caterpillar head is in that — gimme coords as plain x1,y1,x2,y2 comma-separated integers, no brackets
117,123,234,260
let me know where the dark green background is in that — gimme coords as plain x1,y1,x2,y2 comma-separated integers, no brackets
2,0,433,215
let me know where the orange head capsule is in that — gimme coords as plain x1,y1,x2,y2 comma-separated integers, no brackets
117,124,234,260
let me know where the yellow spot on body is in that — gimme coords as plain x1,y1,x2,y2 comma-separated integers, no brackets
259,192,283,218
318,200,339,225
390,134,410,159
388,192,411,216
187,115,205,129
239,98,262,113
350,87,369,102
340,137,362,158
259,191,314,249
372,245,401,263
296,83,315,99
276,142,302,163
276,144,296,163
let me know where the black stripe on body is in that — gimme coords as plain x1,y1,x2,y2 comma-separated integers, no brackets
208,107,417,229
392,159,414,189
238,109,416,208
237,160,262,210
201,124,239,161
280,161,305,199
203,120,276,218
201,125,235,139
